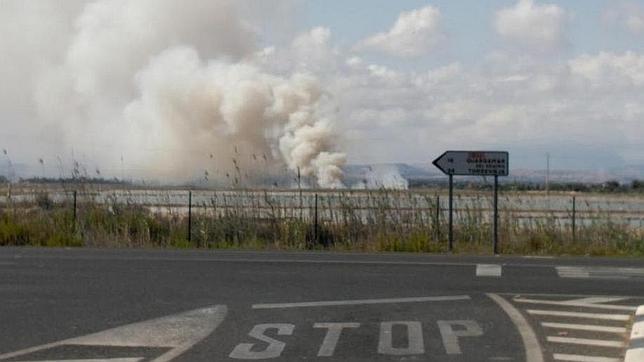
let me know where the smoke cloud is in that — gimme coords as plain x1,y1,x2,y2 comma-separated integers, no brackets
1,0,345,188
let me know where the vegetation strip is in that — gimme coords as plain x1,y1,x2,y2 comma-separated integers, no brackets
0,188,642,256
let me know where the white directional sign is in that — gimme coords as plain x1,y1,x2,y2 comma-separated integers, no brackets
432,151,509,176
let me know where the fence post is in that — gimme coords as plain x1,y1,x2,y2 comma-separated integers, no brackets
314,193,319,245
188,190,193,245
572,195,576,243
73,190,77,232
435,195,440,241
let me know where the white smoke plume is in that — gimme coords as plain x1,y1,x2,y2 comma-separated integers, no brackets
353,164,409,190
1,0,345,188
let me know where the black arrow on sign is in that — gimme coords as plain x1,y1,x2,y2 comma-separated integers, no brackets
432,151,452,175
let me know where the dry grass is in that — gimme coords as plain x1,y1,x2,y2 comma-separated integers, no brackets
0,188,642,256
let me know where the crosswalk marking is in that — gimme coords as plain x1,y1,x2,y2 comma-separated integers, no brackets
476,264,502,277
626,306,644,362
564,297,631,304
556,266,644,279
514,298,637,311
541,322,626,334
547,337,625,348
553,353,620,362
512,295,637,362
487,294,544,362
526,310,630,321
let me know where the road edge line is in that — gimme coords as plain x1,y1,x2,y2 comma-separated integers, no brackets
625,305,644,362
487,293,544,362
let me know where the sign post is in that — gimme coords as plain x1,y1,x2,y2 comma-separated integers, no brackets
448,174,453,252
494,175,499,254
433,151,509,254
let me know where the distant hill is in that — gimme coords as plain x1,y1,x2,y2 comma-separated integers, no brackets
342,162,644,187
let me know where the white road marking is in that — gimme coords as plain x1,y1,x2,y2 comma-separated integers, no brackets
547,336,625,348
556,266,644,279
9,254,489,267
229,324,294,360
553,353,620,362
526,310,630,321
630,305,644,340
626,305,644,362
476,264,502,277
0,305,227,362
252,295,470,309
541,322,627,334
564,297,631,304
514,298,637,311
437,320,483,355
487,294,544,362
625,349,644,362
19,359,144,362
377,321,424,356
313,323,360,357
556,267,589,278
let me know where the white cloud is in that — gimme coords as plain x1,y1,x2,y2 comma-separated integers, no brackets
569,51,644,86
603,1,644,35
495,0,567,52
291,27,339,72
356,5,442,58
320,49,644,167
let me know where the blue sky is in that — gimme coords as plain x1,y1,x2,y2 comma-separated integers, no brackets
302,0,644,56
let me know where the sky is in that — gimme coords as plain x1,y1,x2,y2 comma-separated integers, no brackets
1,0,644,185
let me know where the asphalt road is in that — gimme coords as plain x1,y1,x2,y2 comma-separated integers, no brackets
0,248,643,361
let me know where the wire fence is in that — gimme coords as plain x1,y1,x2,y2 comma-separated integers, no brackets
0,188,643,254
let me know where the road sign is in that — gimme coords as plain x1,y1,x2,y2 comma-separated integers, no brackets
432,150,509,254
432,151,509,177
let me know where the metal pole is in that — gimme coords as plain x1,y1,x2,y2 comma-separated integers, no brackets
73,190,77,232
493,175,499,255
188,190,192,244
314,193,319,245
448,174,453,252
572,196,576,243
297,167,302,221
435,195,440,241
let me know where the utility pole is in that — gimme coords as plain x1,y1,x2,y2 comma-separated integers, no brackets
546,153,551,211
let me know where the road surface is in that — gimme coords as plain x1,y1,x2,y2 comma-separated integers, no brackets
1,248,643,361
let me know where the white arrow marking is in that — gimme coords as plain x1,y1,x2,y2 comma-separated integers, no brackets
0,305,227,362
